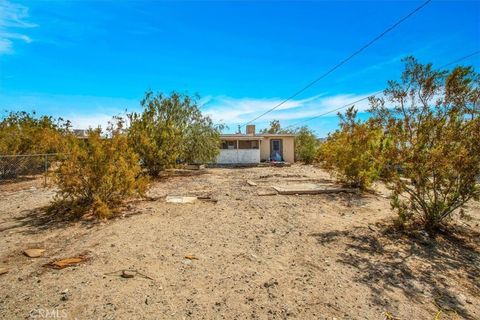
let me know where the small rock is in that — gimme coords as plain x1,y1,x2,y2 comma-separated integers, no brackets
0,267,8,275
457,293,467,305
121,270,136,278
60,289,69,301
23,249,45,258
263,278,278,288
182,259,192,266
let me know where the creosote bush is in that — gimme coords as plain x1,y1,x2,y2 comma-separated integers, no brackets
51,126,148,219
128,91,222,176
317,107,384,190
0,111,70,155
294,126,318,164
370,57,480,232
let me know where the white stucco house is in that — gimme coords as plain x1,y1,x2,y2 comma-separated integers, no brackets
216,125,296,165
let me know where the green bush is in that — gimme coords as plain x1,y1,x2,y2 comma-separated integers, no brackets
370,57,480,232
294,126,318,164
128,91,222,176
317,107,384,190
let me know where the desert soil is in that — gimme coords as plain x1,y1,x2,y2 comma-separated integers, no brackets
0,165,479,320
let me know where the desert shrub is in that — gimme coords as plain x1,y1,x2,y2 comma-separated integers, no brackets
183,117,223,164
369,57,480,232
0,111,71,178
260,119,293,134
318,107,384,190
128,91,222,175
52,126,148,219
294,126,318,164
0,111,69,155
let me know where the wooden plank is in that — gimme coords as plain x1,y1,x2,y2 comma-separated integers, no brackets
257,190,278,196
272,186,358,195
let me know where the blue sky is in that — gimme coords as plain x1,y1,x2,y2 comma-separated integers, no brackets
0,0,479,137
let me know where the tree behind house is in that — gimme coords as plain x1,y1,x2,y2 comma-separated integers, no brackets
294,126,318,164
127,91,221,175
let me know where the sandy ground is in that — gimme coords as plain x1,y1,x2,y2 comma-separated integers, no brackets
0,165,479,320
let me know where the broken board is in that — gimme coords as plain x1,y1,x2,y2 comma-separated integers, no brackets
273,184,358,195
166,196,197,204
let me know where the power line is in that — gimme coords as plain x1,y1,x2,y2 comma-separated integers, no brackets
240,0,432,128
283,50,480,130
439,50,480,69
284,91,383,130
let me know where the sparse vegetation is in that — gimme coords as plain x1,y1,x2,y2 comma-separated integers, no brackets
294,126,318,164
317,106,384,190
127,91,222,176
259,119,293,134
0,111,69,155
369,57,480,232
52,123,148,219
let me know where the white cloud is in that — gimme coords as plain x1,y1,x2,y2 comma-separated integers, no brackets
0,0,36,54
67,113,119,130
202,92,377,129
0,91,380,133
0,92,140,130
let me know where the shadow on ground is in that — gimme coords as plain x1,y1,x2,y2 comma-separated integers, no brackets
310,223,480,319
0,206,93,235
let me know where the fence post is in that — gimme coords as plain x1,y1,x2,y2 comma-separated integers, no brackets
44,154,48,187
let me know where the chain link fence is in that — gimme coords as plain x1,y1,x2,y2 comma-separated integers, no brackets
0,153,63,187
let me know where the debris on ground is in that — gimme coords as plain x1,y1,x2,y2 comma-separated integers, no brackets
246,180,257,186
165,195,197,204
273,184,358,195
186,164,206,170
184,255,199,260
46,253,89,269
0,267,8,275
121,270,136,278
104,269,155,281
23,248,46,258
257,189,278,196
197,196,218,203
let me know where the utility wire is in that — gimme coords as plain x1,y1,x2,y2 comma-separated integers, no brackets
240,0,432,128
283,90,383,129
283,50,480,130
439,50,480,69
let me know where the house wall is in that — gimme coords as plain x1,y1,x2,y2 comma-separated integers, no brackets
260,136,295,163
216,149,260,164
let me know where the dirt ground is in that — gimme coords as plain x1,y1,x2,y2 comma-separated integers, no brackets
0,165,479,320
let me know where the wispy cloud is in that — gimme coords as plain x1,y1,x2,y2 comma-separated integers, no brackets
0,92,140,129
202,92,376,130
0,0,36,54
0,90,378,133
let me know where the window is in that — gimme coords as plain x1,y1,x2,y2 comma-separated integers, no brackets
239,140,260,149
221,140,236,149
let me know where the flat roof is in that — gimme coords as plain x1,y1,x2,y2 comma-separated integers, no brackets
257,133,297,137
220,134,264,141
220,133,297,140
